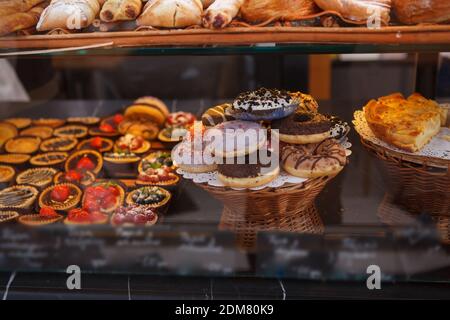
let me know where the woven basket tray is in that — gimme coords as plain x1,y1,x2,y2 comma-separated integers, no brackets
361,138,450,217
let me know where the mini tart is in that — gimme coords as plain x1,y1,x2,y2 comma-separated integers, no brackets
0,153,30,165
64,209,109,226
138,151,174,175
5,136,41,154
30,152,68,167
65,150,103,174
0,185,39,209
5,118,31,129
0,122,18,148
136,172,180,187
82,182,125,214
126,186,171,209
77,137,114,153
103,152,141,164
39,183,82,211
40,137,78,152
0,210,19,224
0,165,15,183
111,205,158,227
89,127,120,137
54,170,96,187
18,214,62,226
53,125,88,139
16,167,58,188
20,126,53,139
158,127,187,143
32,118,65,128
114,136,151,154
67,117,100,126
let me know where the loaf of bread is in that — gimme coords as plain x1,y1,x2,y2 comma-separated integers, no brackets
137,0,203,28
100,0,142,22
0,2,47,36
392,0,450,24
0,0,46,16
240,0,318,23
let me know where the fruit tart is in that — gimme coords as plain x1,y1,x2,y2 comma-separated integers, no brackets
0,185,39,210
0,122,18,148
118,119,159,140
166,112,196,128
126,186,171,209
53,125,88,139
67,117,100,126
54,170,96,187
137,165,179,187
138,151,175,175
40,137,78,152
89,114,123,137
39,183,82,211
18,207,63,226
103,152,141,178
77,137,114,153
16,167,58,188
0,165,15,184
30,152,68,167
5,136,41,154
158,126,188,143
111,205,158,227
64,208,108,226
32,118,65,128
5,118,31,129
0,210,19,224
65,150,103,175
20,126,53,139
115,134,150,154
82,181,125,214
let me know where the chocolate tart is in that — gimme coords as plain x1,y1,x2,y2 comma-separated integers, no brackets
103,152,140,178
89,127,120,137
16,167,58,188
20,126,53,139
54,125,88,139
82,181,125,214
0,185,39,210
39,183,82,211
32,118,65,128
5,136,41,154
18,214,63,226
0,122,18,148
111,205,158,227
126,186,171,209
0,210,19,224
54,170,96,187
0,154,30,165
67,117,100,126
65,150,103,175
77,137,114,153
30,152,68,167
0,165,15,184
5,118,31,129
40,137,78,152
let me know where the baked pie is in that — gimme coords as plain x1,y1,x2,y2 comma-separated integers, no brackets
30,152,68,166
20,126,54,139
40,137,78,152
0,122,18,148
0,165,15,183
54,170,96,187
126,186,171,209
0,210,19,224
5,118,31,129
82,181,125,214
364,93,448,152
64,208,109,225
32,118,65,128
5,136,41,154
53,125,88,139
16,167,58,188
77,137,114,153
65,150,103,174
67,117,100,126
39,183,82,211
0,153,31,165
18,207,63,226
0,185,39,210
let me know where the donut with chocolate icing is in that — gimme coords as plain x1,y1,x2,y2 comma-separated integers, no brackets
201,103,234,127
281,139,347,178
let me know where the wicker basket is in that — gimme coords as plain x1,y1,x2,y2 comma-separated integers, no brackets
360,138,450,217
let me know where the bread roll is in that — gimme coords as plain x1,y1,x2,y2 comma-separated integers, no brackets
100,0,142,22
203,0,243,28
137,0,203,28
240,0,318,23
0,2,47,36
392,0,450,24
0,0,45,16
36,0,100,31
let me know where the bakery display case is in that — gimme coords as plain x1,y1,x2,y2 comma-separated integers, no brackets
0,0,450,299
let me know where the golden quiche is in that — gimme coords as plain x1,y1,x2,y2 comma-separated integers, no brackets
364,93,448,152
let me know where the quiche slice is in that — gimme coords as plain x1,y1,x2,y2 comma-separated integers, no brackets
364,93,448,152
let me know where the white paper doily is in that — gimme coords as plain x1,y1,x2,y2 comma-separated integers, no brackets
353,110,450,161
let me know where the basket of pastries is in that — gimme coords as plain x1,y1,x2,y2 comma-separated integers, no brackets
354,93,450,217
174,88,352,224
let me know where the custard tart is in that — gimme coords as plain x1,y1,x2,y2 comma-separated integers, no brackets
0,122,18,148
16,167,58,188
40,137,78,152
0,185,39,210
0,210,19,224
53,125,88,139
126,186,171,209
20,126,53,139
18,207,63,226
5,136,41,154
77,137,114,153
0,153,30,165
5,118,31,129
32,118,65,128
0,165,15,183
65,150,103,175
30,152,68,167
54,170,96,187
67,117,100,126
39,183,82,211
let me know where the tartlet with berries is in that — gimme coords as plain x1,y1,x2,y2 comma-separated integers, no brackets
77,137,114,153
65,150,103,175
53,169,96,187
126,186,171,209
18,207,63,226
38,183,82,211
64,208,108,226
82,181,125,214
111,205,158,227
89,114,123,137
115,134,150,154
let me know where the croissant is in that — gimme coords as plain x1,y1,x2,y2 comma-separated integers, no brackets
0,2,48,36
240,0,318,23
36,0,100,31
137,0,203,28
203,0,244,28
100,0,142,22
392,0,450,24
314,0,391,25
0,0,46,16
